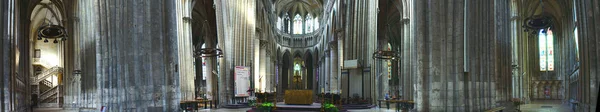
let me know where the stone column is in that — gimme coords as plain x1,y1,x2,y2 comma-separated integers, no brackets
270,53,276,92
277,61,282,94
1,0,10,111
259,40,267,92
78,0,181,111
214,0,256,106
574,0,600,111
176,0,196,101
407,0,509,111
494,0,512,103
324,50,330,92
205,38,218,101
330,42,339,93
265,42,271,92
320,60,324,93
74,0,100,109
266,50,270,92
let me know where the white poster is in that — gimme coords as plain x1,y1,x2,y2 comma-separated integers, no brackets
235,66,251,97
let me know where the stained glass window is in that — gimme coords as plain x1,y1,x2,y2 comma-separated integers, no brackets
306,14,312,33
293,14,302,34
540,28,554,71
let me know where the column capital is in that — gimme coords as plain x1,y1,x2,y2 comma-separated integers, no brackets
266,47,271,56
328,41,337,49
260,40,269,49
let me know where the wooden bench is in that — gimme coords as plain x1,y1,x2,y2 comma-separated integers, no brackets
484,107,506,112
197,100,215,109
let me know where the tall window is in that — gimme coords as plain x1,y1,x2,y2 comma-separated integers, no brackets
285,13,290,33
305,14,313,33
314,17,319,32
293,14,302,34
540,28,554,71
277,17,282,30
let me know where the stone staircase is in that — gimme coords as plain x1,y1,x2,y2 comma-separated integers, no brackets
30,66,63,107
31,66,62,85
40,85,58,103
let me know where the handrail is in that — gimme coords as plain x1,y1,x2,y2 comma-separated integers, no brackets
34,66,63,84
40,86,58,100
41,80,53,88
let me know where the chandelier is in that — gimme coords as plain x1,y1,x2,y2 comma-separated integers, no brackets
372,50,400,60
194,46,223,58
522,0,552,35
36,9,68,43
523,15,552,34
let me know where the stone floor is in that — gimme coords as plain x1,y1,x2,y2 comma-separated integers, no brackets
519,100,571,112
33,108,75,112
31,100,572,112
194,108,400,112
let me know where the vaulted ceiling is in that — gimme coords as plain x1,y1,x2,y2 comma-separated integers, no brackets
521,0,570,30
377,0,404,48
275,0,324,18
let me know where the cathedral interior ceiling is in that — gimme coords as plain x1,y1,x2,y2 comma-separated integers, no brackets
523,0,568,30
275,0,323,18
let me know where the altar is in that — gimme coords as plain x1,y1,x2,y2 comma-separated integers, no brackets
284,90,313,104
282,60,314,105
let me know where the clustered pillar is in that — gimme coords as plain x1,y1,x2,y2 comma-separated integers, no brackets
330,43,339,93
406,0,512,111
176,0,196,102
574,0,600,111
214,0,256,106
70,0,181,111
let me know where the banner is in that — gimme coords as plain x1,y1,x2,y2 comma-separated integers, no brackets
235,66,251,97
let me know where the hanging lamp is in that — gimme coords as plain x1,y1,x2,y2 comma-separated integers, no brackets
36,8,68,43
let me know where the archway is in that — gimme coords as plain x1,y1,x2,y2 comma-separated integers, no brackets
191,0,218,101
281,50,291,91
304,50,314,90
28,0,68,107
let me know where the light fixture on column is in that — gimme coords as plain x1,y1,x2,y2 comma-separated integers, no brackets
522,0,552,35
36,9,68,43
